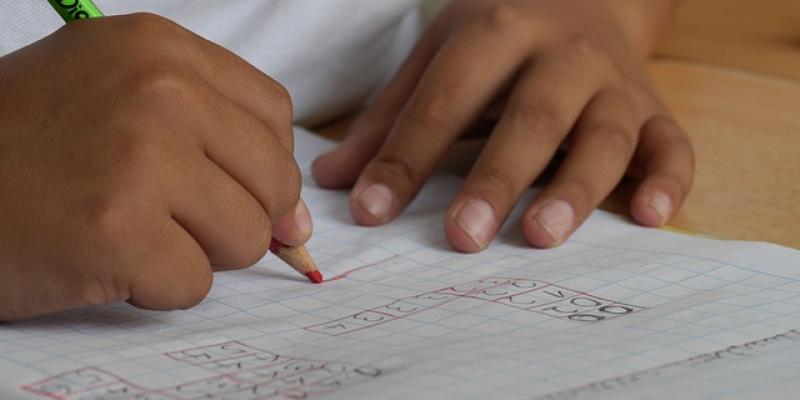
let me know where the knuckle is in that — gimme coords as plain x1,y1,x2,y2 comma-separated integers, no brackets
411,90,453,130
123,65,200,109
119,13,184,37
480,3,526,34
593,122,636,153
560,177,597,210
648,115,696,166
373,155,421,187
508,102,561,141
355,106,395,138
555,34,612,74
472,166,519,209
563,34,602,62
267,80,293,117
266,81,294,146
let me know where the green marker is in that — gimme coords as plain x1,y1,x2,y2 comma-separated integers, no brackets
47,0,103,22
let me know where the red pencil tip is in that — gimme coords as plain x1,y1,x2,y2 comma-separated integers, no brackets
306,270,324,284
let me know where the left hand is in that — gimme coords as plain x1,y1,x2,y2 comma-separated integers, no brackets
313,0,694,252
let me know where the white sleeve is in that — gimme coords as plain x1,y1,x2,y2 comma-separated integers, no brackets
0,0,422,125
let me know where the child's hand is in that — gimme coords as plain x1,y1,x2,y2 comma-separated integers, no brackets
0,14,308,320
313,0,693,252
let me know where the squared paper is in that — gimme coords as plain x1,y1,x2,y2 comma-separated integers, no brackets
2,128,799,400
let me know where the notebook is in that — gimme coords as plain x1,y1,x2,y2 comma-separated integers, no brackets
2,128,799,400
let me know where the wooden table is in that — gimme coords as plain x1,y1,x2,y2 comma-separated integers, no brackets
648,0,800,248
318,0,800,248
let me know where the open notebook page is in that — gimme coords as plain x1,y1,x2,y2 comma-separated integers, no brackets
1,127,799,400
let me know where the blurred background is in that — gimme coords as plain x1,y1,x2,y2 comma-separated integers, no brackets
322,1,799,247
415,0,800,247
421,0,800,79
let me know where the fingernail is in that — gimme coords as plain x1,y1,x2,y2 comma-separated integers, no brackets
357,183,394,220
648,192,672,225
455,198,495,249
535,200,574,244
294,199,313,236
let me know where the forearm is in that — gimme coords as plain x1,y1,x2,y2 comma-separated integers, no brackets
601,0,682,57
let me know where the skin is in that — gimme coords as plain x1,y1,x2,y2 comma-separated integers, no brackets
0,13,312,321
313,0,694,252
1,1,692,320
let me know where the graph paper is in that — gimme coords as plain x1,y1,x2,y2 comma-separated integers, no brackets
1,129,799,400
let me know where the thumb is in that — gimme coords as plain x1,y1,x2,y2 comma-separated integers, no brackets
270,198,313,246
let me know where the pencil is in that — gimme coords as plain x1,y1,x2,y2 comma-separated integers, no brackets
270,240,324,283
45,0,324,285
47,0,103,21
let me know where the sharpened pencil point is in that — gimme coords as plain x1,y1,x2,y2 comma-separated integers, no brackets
306,270,324,284
271,239,322,283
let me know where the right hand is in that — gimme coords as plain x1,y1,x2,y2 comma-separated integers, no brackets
0,13,309,321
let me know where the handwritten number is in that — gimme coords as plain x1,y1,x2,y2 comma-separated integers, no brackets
599,305,635,315
482,288,509,297
513,280,538,288
541,305,577,314
543,290,567,299
354,367,382,377
180,351,212,360
353,312,384,322
220,343,249,355
568,314,605,322
75,370,105,385
571,297,602,307
384,302,418,313
415,293,449,301
509,295,537,305
479,278,512,285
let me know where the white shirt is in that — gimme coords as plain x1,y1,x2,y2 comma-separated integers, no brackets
0,0,421,125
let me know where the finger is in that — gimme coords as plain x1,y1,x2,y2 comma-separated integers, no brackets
270,198,313,247
182,31,295,151
128,217,213,310
313,16,448,188
522,89,643,248
349,25,534,226
184,79,302,220
169,153,271,271
443,58,601,252
630,115,695,227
